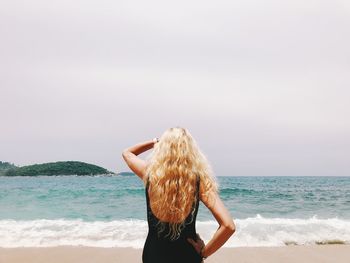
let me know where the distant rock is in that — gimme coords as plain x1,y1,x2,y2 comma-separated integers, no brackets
0,161,114,176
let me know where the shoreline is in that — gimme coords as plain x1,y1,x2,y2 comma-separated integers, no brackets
1,245,349,263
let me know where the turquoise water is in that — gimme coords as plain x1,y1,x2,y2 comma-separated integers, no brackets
1,175,349,221
1,175,350,247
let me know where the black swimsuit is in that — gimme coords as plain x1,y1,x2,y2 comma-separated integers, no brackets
142,176,202,263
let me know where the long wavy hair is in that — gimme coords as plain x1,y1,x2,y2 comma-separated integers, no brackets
144,127,218,240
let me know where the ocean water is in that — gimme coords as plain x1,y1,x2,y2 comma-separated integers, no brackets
0,175,349,247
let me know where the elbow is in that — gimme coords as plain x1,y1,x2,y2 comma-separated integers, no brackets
122,149,130,160
224,220,236,236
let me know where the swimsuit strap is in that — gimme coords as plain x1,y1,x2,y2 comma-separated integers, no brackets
196,174,200,200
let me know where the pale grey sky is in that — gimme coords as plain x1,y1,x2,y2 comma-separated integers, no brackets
1,0,349,176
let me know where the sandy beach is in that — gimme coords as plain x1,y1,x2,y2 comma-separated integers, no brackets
0,245,349,263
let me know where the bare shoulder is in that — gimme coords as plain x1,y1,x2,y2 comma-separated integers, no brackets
138,160,150,180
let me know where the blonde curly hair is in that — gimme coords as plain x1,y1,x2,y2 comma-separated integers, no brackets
144,127,218,240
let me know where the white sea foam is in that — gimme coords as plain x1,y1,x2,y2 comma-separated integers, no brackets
0,215,349,248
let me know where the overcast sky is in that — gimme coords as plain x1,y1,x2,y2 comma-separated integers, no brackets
1,0,349,176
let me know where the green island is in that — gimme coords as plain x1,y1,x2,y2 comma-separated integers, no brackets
0,161,114,176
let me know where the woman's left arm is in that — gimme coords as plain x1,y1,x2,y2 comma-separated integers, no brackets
122,139,157,180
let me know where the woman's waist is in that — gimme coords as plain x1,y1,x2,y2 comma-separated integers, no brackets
147,226,197,240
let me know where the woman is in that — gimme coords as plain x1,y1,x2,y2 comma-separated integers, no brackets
122,127,235,262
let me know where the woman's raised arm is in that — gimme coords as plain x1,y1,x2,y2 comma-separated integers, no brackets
122,139,156,180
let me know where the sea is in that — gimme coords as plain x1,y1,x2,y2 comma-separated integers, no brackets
0,175,349,248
